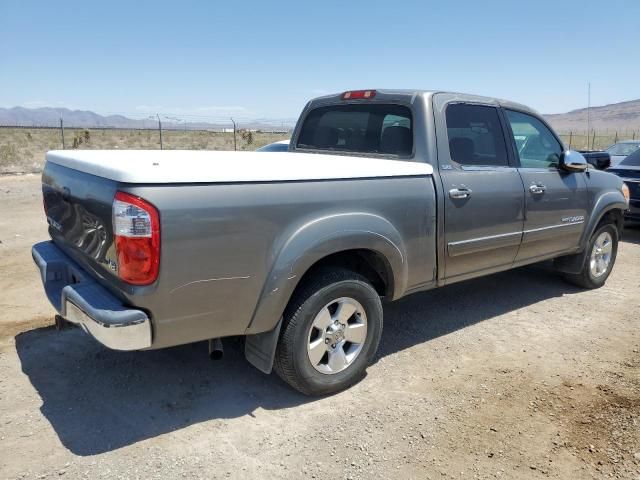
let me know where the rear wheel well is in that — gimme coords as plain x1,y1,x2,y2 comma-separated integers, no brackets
297,249,393,299
244,249,393,376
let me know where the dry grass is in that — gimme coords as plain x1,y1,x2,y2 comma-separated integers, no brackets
0,128,289,175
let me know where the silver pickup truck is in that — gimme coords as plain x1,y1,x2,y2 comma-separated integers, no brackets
33,89,630,395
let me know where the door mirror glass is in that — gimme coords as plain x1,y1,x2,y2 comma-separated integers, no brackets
559,150,588,172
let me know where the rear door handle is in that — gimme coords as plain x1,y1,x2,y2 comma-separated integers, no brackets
449,187,472,199
529,184,546,194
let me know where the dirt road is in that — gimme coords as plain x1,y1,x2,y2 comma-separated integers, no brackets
0,174,638,479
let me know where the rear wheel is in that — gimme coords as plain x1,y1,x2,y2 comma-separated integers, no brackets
563,223,618,289
274,269,383,396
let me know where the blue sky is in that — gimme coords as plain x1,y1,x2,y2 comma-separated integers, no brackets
1,0,639,121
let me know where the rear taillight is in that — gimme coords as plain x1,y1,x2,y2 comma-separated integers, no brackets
112,191,160,285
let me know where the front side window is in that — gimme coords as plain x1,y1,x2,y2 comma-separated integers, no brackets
445,104,509,167
505,110,562,169
297,104,413,156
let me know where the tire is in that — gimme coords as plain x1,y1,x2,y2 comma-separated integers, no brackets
274,268,383,396
563,223,618,289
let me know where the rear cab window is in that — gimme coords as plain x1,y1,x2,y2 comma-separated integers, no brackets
296,104,413,157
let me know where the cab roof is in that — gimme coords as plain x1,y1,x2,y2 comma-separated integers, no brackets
308,89,538,116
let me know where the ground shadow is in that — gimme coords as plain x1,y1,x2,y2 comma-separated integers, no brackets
16,263,582,456
376,262,581,358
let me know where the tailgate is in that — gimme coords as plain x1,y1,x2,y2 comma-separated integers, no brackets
42,161,120,281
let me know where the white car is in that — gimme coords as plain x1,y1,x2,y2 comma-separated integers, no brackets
257,139,290,152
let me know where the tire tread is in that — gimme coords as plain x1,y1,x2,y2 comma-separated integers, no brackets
563,222,618,289
273,268,379,395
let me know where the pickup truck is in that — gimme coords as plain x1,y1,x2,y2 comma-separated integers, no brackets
33,89,630,396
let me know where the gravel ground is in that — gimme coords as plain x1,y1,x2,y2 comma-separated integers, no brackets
0,174,638,480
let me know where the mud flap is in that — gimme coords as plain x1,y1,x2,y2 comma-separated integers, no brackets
553,249,588,275
244,317,283,374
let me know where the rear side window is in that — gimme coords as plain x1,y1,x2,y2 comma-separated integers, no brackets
445,104,509,167
296,104,413,156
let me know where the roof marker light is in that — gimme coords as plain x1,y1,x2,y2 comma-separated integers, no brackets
342,90,376,100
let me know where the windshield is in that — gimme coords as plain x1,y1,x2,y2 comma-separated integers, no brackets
620,149,640,167
605,142,640,156
297,103,413,156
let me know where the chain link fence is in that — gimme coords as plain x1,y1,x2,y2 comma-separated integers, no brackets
0,116,293,174
558,130,638,151
2,116,639,175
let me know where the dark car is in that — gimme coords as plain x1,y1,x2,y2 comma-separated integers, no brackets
606,140,640,167
578,150,611,170
608,148,640,222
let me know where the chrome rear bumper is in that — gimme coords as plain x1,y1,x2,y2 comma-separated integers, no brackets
32,241,152,350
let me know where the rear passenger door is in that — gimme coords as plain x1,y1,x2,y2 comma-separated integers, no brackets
434,100,525,282
503,109,588,262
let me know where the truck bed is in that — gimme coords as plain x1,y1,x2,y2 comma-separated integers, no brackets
46,149,433,183
41,153,437,349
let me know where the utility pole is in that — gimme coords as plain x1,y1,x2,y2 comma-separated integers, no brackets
157,113,163,150
230,117,237,151
587,82,591,146
60,116,65,149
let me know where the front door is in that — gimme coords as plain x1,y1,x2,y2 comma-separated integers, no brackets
503,109,588,262
436,102,525,281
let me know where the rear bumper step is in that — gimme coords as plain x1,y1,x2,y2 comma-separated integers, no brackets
32,241,152,350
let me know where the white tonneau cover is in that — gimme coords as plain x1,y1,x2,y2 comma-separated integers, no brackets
46,150,433,184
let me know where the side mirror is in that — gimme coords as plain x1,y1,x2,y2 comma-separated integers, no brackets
559,150,588,172
595,156,611,170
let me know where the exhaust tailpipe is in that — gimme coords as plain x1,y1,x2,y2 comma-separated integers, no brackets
208,338,224,360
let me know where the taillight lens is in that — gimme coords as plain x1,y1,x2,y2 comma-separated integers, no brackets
112,191,160,285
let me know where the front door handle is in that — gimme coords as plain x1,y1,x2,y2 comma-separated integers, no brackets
449,187,472,199
529,184,546,194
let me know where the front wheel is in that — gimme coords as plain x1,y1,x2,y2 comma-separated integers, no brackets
563,223,618,289
274,269,383,396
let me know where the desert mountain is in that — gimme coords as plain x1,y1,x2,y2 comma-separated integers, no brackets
545,99,640,133
2,99,640,133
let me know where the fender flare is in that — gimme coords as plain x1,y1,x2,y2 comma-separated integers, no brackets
580,190,627,248
247,212,407,335
244,212,407,373
555,191,626,275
